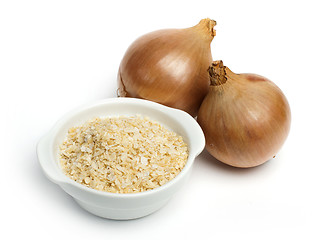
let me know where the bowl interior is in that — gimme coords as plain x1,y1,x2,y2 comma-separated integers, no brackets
50,98,202,187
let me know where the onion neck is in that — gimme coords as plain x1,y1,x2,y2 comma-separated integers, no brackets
208,60,228,86
193,18,216,40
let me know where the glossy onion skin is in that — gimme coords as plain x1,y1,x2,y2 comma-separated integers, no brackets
118,19,215,117
197,66,291,168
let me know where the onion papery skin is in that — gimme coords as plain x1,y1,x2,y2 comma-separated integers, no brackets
197,61,291,168
118,19,216,117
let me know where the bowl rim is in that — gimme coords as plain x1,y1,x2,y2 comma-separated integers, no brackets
37,97,205,199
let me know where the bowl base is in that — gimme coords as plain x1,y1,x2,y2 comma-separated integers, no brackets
74,198,170,220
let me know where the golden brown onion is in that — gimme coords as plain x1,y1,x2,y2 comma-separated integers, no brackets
197,61,291,168
118,19,216,117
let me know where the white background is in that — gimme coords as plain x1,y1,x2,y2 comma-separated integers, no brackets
1,0,326,239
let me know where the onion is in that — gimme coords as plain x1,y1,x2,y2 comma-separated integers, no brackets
118,19,216,117
197,61,291,168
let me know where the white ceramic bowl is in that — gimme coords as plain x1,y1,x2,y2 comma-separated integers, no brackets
37,98,205,220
